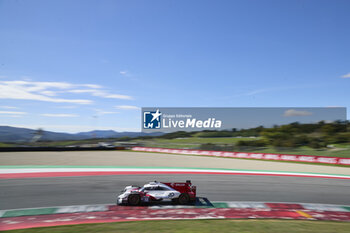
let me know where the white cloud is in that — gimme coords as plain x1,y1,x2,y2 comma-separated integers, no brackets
102,93,132,100
0,111,27,118
69,89,133,100
82,84,103,89
40,90,57,96
93,109,119,116
0,80,93,104
68,89,95,94
115,105,140,110
283,109,313,117
0,80,133,105
97,111,118,115
3,80,73,91
0,106,18,109
40,113,79,117
341,73,350,78
119,71,136,80
0,111,27,115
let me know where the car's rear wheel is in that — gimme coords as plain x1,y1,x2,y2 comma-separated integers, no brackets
178,193,190,205
127,194,141,205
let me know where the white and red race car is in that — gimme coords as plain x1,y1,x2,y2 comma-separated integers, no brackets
117,180,196,205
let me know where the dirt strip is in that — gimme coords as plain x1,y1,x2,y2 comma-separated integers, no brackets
0,151,349,175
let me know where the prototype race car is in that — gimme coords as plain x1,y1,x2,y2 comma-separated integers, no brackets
117,180,196,205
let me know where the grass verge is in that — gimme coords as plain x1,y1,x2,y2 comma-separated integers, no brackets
4,219,350,233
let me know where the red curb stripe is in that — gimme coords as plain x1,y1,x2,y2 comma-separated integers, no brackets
3,208,350,231
0,171,349,179
1,206,350,230
132,147,350,165
265,203,304,209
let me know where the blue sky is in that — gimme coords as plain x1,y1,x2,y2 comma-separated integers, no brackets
0,0,349,133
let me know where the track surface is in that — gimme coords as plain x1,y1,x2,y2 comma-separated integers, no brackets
1,151,349,210
1,174,349,210
1,151,350,175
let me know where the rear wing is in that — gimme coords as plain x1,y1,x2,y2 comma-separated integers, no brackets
163,180,196,196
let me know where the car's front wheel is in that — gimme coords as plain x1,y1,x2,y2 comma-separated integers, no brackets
178,193,190,205
127,194,141,205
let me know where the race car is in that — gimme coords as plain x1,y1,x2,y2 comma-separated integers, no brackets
117,180,196,205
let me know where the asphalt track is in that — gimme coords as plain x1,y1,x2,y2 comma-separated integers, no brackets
1,151,350,175
1,151,349,210
1,174,349,210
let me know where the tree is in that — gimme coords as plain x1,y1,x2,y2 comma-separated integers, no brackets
31,128,43,143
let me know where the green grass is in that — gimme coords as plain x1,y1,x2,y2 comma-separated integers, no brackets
0,142,13,147
131,137,260,149
16,138,117,147
33,140,87,147
150,137,259,144
4,219,350,233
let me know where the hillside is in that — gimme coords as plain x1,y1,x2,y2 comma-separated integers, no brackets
0,126,162,142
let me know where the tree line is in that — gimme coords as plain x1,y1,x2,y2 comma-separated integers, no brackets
128,121,350,149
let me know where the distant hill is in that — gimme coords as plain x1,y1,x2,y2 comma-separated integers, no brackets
0,126,162,142
75,130,153,139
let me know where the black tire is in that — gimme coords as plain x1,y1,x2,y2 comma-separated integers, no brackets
178,193,190,205
171,198,178,205
127,194,141,206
